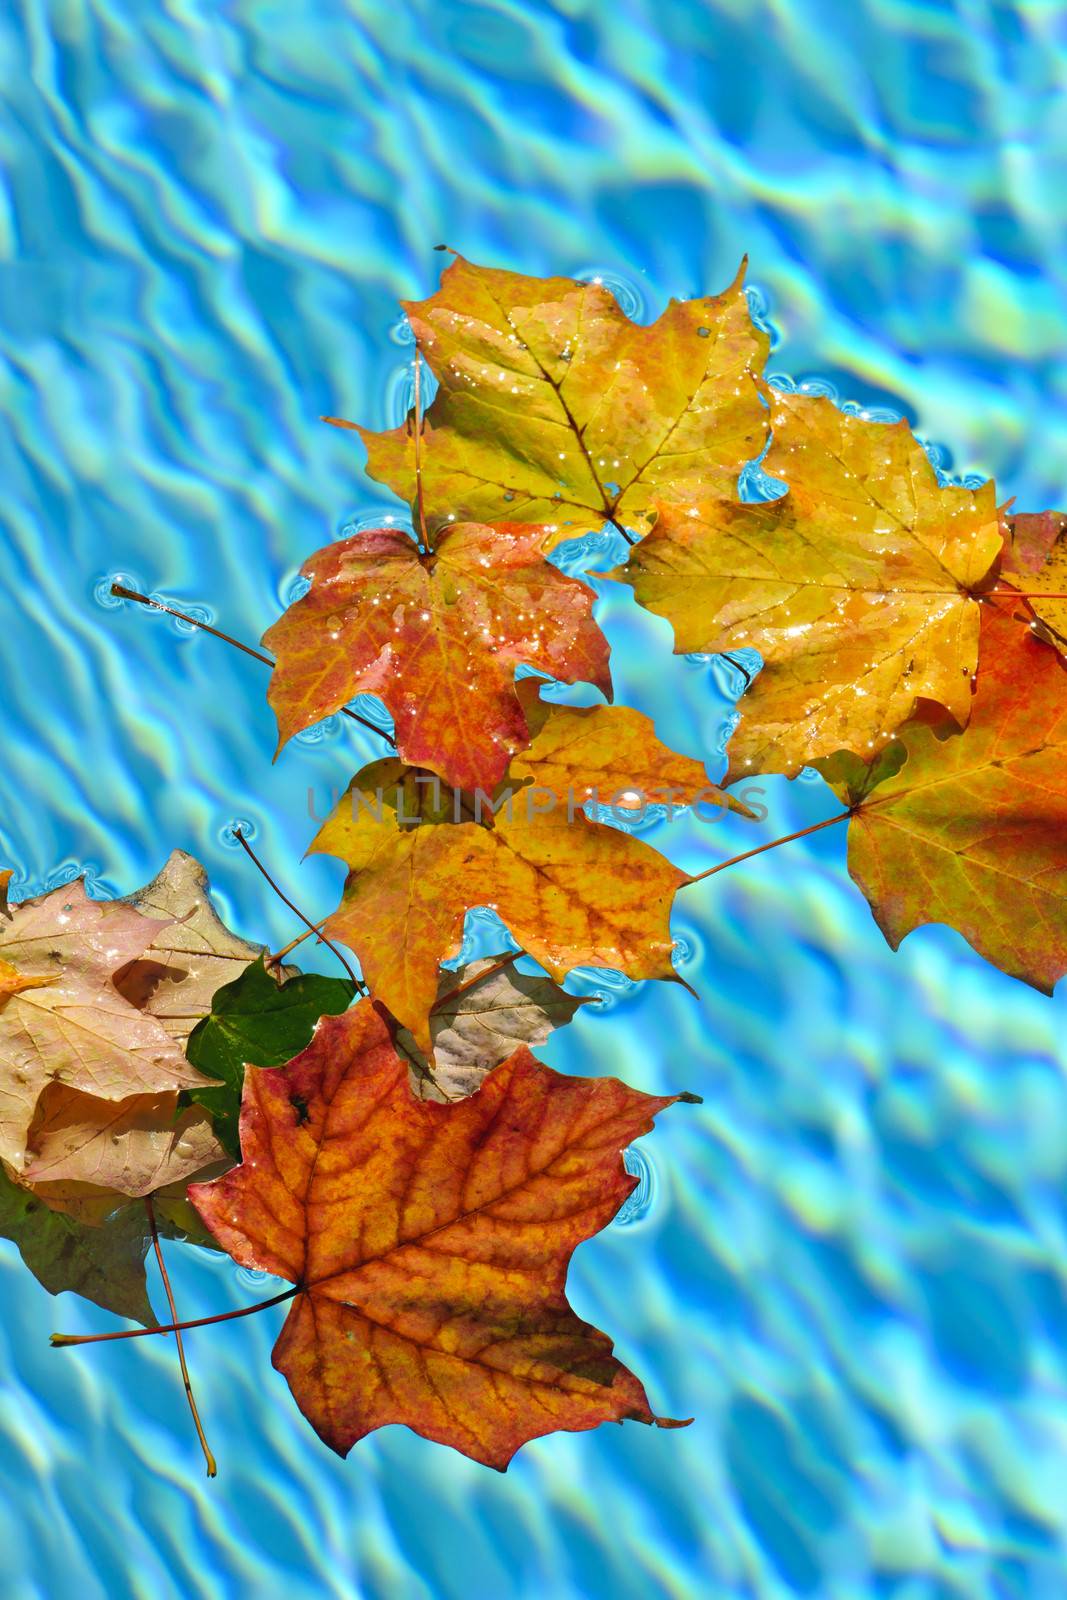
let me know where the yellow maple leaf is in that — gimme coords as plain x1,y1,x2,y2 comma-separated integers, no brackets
615,390,1001,775
310,701,748,1048
345,255,769,548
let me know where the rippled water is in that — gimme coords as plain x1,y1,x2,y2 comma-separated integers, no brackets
1,4,1066,1597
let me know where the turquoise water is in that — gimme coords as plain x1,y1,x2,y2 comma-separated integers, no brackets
2,3,1066,1596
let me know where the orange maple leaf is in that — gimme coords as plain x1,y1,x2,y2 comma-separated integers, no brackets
190,1001,692,1468
310,699,748,1049
262,522,610,790
818,592,1067,991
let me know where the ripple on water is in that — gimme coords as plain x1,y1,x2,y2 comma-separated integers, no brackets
219,817,258,848
616,1145,656,1227
574,266,646,322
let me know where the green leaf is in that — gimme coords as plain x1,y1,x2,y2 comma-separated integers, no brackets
185,959,355,1158
0,1161,157,1326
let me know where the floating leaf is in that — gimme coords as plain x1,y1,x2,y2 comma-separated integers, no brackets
185,959,355,1158
614,390,1002,775
394,957,586,1100
1001,507,1067,650
22,1084,227,1198
311,700,742,1047
262,521,611,791
0,881,216,1173
818,593,1067,992
190,1002,692,1468
113,851,268,1044
349,255,769,545
0,1160,158,1326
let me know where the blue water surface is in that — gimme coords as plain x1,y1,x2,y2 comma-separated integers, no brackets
1,3,1066,1597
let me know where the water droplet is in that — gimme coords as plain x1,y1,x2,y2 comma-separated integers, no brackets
503,491,515,503
697,326,710,338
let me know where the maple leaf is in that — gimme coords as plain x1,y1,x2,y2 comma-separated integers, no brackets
394,957,586,1100
261,521,611,790
22,1084,227,1198
1000,507,1067,651
0,1159,159,1325
311,700,744,1048
0,879,218,1174
113,851,269,1044
346,255,769,546
613,390,1002,776
190,1001,692,1468
185,958,355,1158
817,593,1067,992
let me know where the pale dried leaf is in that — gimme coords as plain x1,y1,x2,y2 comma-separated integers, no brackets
115,851,267,1042
395,958,585,1100
23,1084,229,1197
0,881,213,1172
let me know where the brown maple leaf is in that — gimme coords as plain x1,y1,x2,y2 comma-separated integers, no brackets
341,254,769,546
817,592,1067,991
0,879,217,1173
310,700,747,1048
613,390,1002,776
190,1001,692,1468
262,522,611,790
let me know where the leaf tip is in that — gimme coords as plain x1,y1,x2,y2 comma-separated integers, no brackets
675,1091,702,1106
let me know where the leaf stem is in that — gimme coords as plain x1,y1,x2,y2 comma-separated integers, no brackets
52,1287,301,1348
443,952,519,1005
231,827,367,996
109,586,396,747
111,585,273,665
607,514,637,546
144,1196,217,1477
267,919,329,967
685,809,853,886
